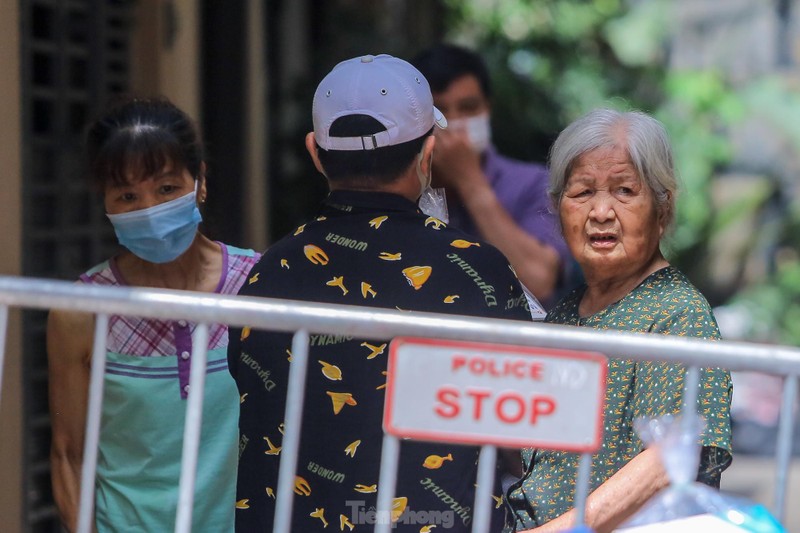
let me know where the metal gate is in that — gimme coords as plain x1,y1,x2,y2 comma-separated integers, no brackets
0,274,798,532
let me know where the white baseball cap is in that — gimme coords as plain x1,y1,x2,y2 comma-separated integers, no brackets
312,54,447,151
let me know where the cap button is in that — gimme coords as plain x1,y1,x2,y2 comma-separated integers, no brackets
361,55,374,63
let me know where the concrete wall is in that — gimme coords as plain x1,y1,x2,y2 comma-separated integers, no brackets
0,0,24,529
131,0,201,120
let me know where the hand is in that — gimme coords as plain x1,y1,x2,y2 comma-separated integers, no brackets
431,127,486,197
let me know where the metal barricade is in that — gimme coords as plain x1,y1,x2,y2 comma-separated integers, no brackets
0,275,798,532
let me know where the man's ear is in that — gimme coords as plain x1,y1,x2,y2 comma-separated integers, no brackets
420,135,436,177
305,132,327,176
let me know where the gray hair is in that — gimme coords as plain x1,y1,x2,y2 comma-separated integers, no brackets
548,108,677,228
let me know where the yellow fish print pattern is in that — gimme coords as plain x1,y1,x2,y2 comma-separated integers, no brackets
248,272,259,284
420,526,437,532
235,499,249,509
294,476,312,496
354,483,377,493
424,217,446,229
280,259,289,269
304,244,329,265
327,391,357,415
360,342,386,360
344,439,361,457
361,282,377,299
369,216,388,229
266,487,275,498
319,360,343,380
294,224,306,235
391,497,408,523
450,239,480,248
422,453,453,469
376,370,387,390
327,276,348,295
240,326,251,340
263,436,281,456
402,266,432,290
378,251,402,261
443,295,459,304
340,514,355,531
310,507,328,528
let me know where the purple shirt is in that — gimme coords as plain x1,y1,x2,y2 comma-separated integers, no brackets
445,145,570,266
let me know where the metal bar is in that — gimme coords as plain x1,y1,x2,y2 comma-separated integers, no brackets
374,434,401,533
0,276,799,375
273,329,310,533
773,374,797,521
0,305,8,402
471,445,498,533
174,323,210,533
681,366,700,417
76,313,109,533
573,452,592,526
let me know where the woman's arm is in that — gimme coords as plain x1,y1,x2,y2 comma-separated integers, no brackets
520,447,670,533
48,308,95,532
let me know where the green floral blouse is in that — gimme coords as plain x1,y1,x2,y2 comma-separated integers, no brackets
504,266,732,530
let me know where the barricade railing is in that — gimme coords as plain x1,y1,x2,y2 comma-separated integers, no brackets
0,275,798,532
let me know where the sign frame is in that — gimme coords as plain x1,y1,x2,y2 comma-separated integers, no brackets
383,337,608,452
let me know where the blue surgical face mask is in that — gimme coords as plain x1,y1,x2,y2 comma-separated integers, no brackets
107,185,202,264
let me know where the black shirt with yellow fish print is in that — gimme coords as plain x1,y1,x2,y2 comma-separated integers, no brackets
229,190,533,532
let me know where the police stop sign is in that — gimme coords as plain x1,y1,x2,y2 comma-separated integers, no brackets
383,337,608,452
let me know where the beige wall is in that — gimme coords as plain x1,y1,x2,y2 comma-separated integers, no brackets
131,0,201,126
244,0,269,251
0,0,24,529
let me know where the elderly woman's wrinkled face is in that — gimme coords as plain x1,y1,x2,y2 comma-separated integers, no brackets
560,144,664,283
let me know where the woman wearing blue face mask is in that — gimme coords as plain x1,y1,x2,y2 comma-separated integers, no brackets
47,96,261,532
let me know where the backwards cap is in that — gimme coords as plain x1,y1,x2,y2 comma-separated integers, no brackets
312,54,447,151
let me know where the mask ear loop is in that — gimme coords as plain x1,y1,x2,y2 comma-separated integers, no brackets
416,149,431,193
416,148,449,223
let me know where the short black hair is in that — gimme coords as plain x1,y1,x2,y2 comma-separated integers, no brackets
411,43,492,98
316,115,431,186
85,95,205,191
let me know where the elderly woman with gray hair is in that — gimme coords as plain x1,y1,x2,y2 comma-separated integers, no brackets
504,109,732,532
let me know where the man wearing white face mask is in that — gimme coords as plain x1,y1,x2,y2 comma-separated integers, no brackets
229,54,533,532
413,44,572,306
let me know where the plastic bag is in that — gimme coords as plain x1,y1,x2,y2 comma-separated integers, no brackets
616,413,786,532
418,186,449,223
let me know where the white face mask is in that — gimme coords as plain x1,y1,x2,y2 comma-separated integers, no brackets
416,151,449,223
448,112,492,153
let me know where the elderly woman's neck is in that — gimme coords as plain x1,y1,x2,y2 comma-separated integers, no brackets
579,255,669,317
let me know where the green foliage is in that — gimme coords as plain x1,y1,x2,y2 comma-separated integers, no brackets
657,71,741,252
444,0,800,345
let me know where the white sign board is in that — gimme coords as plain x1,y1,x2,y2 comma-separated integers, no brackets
383,337,607,452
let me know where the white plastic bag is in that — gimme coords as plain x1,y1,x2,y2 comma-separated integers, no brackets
616,414,785,532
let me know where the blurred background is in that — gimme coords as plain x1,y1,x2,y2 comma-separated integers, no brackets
1,0,799,531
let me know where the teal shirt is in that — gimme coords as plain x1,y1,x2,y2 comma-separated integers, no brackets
80,244,259,532
96,347,239,532
504,266,733,530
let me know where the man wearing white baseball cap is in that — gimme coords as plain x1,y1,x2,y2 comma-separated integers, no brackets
229,54,533,532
